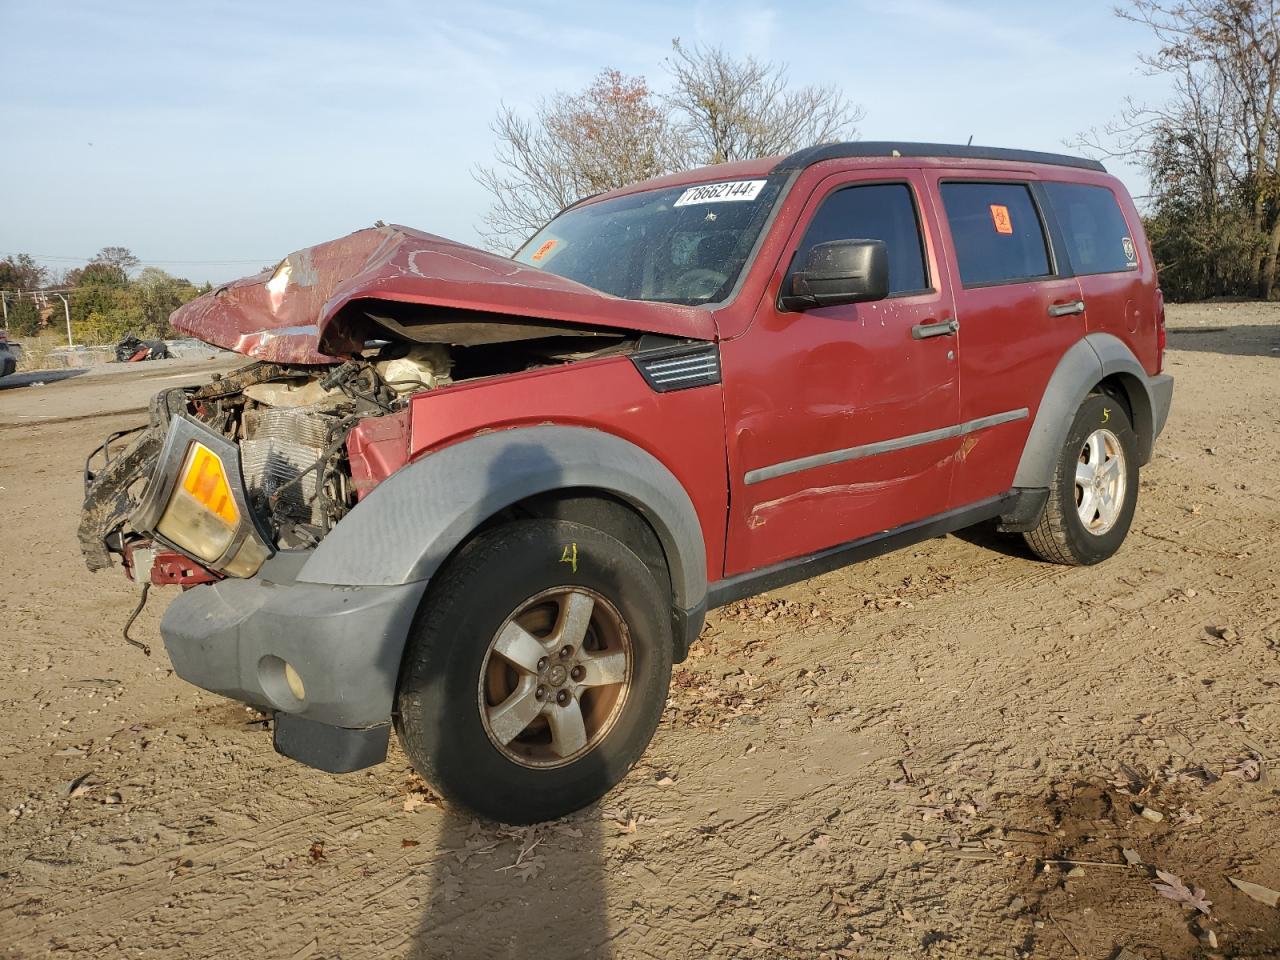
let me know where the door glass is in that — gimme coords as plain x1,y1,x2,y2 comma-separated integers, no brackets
795,183,928,295
940,182,1051,286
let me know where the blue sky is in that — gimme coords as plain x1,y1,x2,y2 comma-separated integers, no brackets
0,0,1170,285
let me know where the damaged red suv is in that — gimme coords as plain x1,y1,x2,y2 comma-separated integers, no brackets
81,143,1172,823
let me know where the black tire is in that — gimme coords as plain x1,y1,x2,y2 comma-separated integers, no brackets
1024,392,1140,566
395,518,673,824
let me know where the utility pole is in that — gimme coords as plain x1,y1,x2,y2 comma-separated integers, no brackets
0,292,7,332
55,293,72,348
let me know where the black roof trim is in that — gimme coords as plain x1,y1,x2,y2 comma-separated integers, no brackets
773,141,1106,174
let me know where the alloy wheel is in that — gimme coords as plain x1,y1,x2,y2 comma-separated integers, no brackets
477,587,632,768
1075,427,1126,535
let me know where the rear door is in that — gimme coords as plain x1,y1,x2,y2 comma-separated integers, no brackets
721,169,961,576
928,174,1085,505
1041,180,1156,371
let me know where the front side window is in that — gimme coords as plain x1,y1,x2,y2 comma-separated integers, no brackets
940,182,1051,286
514,177,785,305
1043,182,1138,275
794,183,929,295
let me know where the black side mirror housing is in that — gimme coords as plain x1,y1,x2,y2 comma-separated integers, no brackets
780,239,890,311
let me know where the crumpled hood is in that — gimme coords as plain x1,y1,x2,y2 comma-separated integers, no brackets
170,224,717,363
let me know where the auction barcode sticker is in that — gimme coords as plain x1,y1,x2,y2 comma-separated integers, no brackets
673,180,767,207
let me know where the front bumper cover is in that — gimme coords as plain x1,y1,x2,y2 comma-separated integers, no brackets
160,549,427,770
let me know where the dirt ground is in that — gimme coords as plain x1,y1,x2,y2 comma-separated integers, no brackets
0,303,1277,960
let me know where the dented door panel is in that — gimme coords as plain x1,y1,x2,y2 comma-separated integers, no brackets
721,168,962,575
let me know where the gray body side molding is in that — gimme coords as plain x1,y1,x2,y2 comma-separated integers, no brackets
298,424,709,613
1013,332,1174,488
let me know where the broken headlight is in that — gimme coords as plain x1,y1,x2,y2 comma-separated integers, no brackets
132,417,275,578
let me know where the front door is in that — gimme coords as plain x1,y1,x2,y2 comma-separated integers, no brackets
721,170,962,576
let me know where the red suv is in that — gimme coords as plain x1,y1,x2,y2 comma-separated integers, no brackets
81,142,1172,823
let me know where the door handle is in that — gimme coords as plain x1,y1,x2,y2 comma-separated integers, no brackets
911,318,959,340
1048,299,1086,317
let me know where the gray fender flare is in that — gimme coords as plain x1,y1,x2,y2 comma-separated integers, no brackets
297,425,709,613
1013,333,1163,488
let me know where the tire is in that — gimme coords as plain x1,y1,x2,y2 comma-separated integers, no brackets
1024,392,1140,566
395,518,673,824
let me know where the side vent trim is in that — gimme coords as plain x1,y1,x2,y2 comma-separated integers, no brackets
631,342,721,393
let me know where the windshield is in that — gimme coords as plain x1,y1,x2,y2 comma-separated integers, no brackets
514,176,785,305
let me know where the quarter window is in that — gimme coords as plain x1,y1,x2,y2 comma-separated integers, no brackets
795,183,928,295
1043,182,1138,275
940,182,1051,286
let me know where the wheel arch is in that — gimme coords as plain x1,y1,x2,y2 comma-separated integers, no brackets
464,487,700,661
297,425,709,631
1013,333,1159,489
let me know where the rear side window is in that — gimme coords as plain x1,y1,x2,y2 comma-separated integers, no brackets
1043,182,1138,274
796,183,928,295
940,182,1051,286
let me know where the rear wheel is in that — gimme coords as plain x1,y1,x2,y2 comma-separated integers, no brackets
1024,392,1139,565
395,519,673,823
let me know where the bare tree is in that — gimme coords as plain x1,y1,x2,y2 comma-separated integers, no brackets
1077,1,1280,298
475,51,863,250
94,246,141,275
474,69,681,250
664,40,863,165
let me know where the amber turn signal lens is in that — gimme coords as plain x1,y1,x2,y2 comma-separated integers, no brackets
181,443,239,526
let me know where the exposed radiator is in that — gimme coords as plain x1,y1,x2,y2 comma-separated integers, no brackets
240,407,336,526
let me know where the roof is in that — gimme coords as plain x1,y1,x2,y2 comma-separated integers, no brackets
773,141,1106,173
586,156,783,204
584,141,1106,208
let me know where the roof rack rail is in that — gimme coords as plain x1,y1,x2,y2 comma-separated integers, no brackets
773,141,1106,174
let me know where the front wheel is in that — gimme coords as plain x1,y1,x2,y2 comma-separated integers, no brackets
395,519,673,824
1024,392,1140,565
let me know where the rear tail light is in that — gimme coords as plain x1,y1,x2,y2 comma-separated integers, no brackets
1155,288,1167,374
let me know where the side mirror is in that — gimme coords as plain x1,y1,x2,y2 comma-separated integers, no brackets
780,239,889,311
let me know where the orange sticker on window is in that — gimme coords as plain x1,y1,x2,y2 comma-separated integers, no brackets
530,239,557,261
990,204,1013,234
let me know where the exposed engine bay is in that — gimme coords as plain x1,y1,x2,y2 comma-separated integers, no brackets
194,345,452,549
79,329,637,582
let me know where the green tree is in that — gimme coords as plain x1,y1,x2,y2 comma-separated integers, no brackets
1,255,50,338
75,261,129,287
134,267,200,337
0,253,47,292
4,296,41,337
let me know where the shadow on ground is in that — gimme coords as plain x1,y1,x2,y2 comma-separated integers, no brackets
0,368,89,390
952,518,1041,561
1167,323,1280,359
410,809,610,960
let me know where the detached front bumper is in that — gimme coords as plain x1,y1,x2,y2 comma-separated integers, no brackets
160,550,427,772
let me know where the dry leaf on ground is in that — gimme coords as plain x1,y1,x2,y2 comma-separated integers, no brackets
1152,869,1212,915
1228,876,1280,907
1224,756,1262,782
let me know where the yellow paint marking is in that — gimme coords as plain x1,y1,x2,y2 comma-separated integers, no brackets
1102,407,1111,423
560,543,578,573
